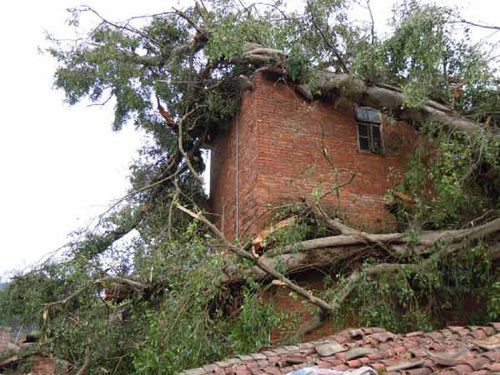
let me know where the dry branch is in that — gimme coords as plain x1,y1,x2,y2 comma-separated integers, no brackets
305,208,500,256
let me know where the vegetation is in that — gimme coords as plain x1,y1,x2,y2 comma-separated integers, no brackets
1,0,500,374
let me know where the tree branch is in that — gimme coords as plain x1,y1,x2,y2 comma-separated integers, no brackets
366,0,375,45
306,0,349,73
177,107,205,185
76,346,91,375
175,203,336,313
239,41,491,134
79,6,163,48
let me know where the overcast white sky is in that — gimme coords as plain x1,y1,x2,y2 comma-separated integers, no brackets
0,0,498,278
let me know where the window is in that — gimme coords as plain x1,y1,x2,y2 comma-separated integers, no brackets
355,107,383,154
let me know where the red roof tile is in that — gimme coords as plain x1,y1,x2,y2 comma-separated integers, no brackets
177,323,500,375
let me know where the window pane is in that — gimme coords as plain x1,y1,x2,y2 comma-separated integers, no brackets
355,107,370,122
367,110,381,123
355,107,381,123
359,136,369,150
358,123,369,137
371,125,382,154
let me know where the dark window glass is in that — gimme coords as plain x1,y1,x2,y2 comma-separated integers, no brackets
355,108,370,122
355,107,383,154
367,110,381,123
355,107,381,123
359,136,370,150
372,125,381,153
358,123,369,137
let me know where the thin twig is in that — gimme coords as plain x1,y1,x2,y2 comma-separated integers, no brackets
306,0,349,73
366,0,375,45
76,347,91,375
79,5,163,48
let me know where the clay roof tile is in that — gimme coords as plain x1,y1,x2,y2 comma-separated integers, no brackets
482,362,500,372
481,350,500,361
448,363,475,375
466,357,489,371
177,324,500,375
488,322,500,331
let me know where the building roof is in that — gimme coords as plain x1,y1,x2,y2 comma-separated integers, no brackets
178,324,500,375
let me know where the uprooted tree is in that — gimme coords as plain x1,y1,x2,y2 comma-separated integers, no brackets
2,0,500,374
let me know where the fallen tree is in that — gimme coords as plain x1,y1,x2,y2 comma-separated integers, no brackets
2,1,500,374
241,45,487,134
221,213,500,283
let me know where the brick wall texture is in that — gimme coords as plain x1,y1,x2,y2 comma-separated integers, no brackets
32,357,56,375
210,72,418,241
0,326,13,353
0,326,63,375
209,72,419,341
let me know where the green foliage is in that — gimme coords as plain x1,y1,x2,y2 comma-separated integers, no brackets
228,287,281,354
352,0,500,114
334,243,494,333
262,206,331,257
4,0,500,373
390,126,500,229
488,281,500,321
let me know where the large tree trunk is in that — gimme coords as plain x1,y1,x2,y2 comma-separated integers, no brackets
241,44,489,134
221,217,500,284
310,72,483,134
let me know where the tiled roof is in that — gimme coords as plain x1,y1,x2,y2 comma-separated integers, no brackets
178,324,500,375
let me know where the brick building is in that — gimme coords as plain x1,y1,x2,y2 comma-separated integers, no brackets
0,325,65,375
209,72,419,341
210,72,418,242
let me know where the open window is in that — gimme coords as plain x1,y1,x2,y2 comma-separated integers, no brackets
355,107,383,154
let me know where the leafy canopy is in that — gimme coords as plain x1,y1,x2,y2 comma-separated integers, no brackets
2,0,500,374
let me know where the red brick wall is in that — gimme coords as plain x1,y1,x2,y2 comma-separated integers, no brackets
32,357,56,375
264,271,336,344
0,326,12,353
210,84,260,241
210,72,418,240
210,73,419,340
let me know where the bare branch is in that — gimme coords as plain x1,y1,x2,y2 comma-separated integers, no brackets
101,157,186,217
79,5,163,48
173,8,206,36
118,50,163,67
306,0,349,73
448,17,500,31
366,0,375,45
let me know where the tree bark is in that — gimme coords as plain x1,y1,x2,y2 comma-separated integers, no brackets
240,44,490,134
222,217,500,283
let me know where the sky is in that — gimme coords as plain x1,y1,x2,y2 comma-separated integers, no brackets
0,0,499,278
